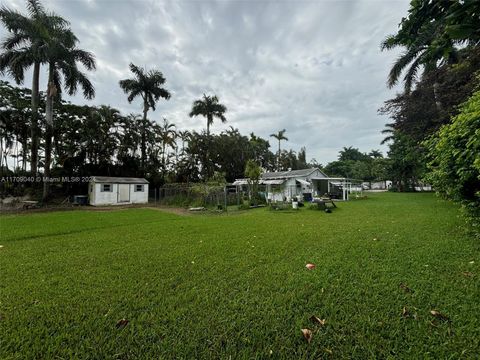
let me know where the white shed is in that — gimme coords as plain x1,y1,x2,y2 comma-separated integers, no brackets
89,176,149,206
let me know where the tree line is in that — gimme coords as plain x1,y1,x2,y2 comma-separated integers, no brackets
380,0,480,235
1,0,393,201
0,0,314,199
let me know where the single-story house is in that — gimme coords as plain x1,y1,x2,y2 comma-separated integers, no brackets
233,168,362,202
89,176,149,206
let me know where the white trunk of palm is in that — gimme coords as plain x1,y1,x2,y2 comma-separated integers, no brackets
43,62,56,202
31,62,40,177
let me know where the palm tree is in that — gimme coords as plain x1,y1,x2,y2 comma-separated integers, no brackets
368,149,383,158
189,94,227,179
178,130,191,156
380,123,397,145
92,106,121,165
119,63,171,173
157,118,176,175
270,129,288,171
42,25,96,201
0,0,69,177
380,1,458,95
189,94,227,137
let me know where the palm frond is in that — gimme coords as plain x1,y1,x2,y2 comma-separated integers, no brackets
380,35,400,51
71,49,96,70
2,33,29,50
126,88,142,103
388,46,424,88
26,0,45,18
403,57,422,93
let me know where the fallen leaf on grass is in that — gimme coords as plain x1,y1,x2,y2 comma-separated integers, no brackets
0,245,4,249
469,261,475,264
310,315,326,326
402,307,418,319
116,318,129,329
430,310,449,321
462,271,474,277
399,283,414,293
301,328,313,343
306,263,316,270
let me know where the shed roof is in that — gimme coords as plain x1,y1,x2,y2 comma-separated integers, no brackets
261,168,327,180
91,176,149,184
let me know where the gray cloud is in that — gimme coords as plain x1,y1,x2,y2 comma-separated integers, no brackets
1,0,409,164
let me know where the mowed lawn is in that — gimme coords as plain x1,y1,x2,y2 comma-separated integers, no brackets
0,193,479,359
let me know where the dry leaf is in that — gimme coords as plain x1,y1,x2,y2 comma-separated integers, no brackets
399,283,414,293
310,315,326,326
430,310,449,321
116,318,129,329
462,271,473,277
306,263,316,270
301,328,313,343
402,307,410,318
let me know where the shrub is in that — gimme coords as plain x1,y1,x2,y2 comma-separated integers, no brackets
425,89,480,237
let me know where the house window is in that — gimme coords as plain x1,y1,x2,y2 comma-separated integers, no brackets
101,184,112,192
135,184,144,192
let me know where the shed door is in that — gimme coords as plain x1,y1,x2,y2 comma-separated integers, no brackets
118,184,130,203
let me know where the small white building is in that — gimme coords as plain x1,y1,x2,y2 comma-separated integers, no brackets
233,168,363,202
261,168,329,202
89,176,149,206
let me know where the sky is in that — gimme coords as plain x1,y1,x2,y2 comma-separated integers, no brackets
0,0,410,165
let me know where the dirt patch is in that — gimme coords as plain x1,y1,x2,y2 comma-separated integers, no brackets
0,203,192,216
145,206,192,216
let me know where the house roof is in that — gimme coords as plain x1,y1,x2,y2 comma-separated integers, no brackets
232,178,285,185
91,176,149,184
262,179,285,185
261,168,327,180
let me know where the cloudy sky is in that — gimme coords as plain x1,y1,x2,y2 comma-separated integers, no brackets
1,0,409,164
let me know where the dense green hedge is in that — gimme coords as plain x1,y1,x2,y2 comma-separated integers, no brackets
425,90,480,237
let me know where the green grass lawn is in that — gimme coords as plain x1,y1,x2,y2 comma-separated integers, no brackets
0,193,479,359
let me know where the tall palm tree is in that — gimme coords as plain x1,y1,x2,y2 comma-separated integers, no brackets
189,94,227,179
0,0,69,177
42,25,96,201
270,129,288,171
119,63,171,172
189,94,227,137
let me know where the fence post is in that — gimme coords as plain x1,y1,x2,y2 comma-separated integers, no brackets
224,186,227,213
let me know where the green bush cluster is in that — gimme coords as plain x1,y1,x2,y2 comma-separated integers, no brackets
425,90,480,237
